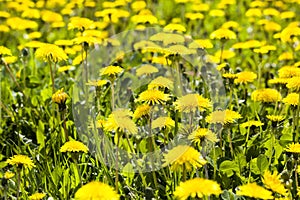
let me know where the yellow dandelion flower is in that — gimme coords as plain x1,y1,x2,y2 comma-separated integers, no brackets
131,14,158,24
236,182,273,199
266,115,285,122
86,80,108,87
251,88,282,103
253,45,276,54
52,88,68,104
6,155,35,169
163,23,186,33
280,11,295,19
0,24,9,32
210,28,237,40
131,1,146,12
58,65,75,73
279,66,300,78
163,145,206,171
192,3,210,12
279,52,294,61
214,50,236,60
286,77,300,91
136,89,170,105
0,46,12,56
174,178,222,200
268,78,289,85
148,76,174,90
133,104,151,119
188,128,218,144
54,39,74,46
4,171,15,179
264,21,281,32
100,65,123,77
104,109,137,134
263,8,280,16
217,63,227,71
285,143,300,153
209,9,225,17
206,109,242,125
281,26,300,43
35,44,68,63
68,17,94,31
75,181,119,200
246,8,262,17
152,117,175,129
262,170,287,196
29,193,46,200
185,12,204,20
41,10,63,23
60,140,88,153
136,64,158,76
222,21,239,30
241,120,264,128
28,31,42,39
283,93,299,106
223,73,238,79
234,71,257,84
174,94,212,113
166,45,196,55
2,56,17,64
189,39,213,49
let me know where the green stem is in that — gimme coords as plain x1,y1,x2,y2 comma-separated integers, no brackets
244,127,250,154
49,62,55,94
295,93,300,142
17,167,21,199
111,80,115,110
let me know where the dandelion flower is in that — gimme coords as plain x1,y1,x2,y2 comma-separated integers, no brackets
278,66,300,78
163,23,186,33
174,94,212,113
0,46,12,56
253,45,276,54
286,77,300,92
6,155,35,169
280,26,300,43
206,109,242,125
278,52,293,61
266,115,285,122
210,28,236,40
86,80,108,87
285,143,300,153
262,170,287,196
133,104,151,119
163,145,206,171
4,171,15,179
136,64,158,76
152,117,175,129
60,141,89,153
174,178,222,200
29,193,46,200
234,71,257,84
52,88,68,104
188,128,218,144
104,109,137,134
223,73,238,79
283,93,299,106
236,182,273,199
251,88,282,103
136,89,170,105
75,181,119,200
148,76,174,90
241,120,264,128
100,65,123,77
189,39,213,49
35,44,68,63
68,17,94,31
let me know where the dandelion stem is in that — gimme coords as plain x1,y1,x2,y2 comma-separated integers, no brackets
16,167,21,199
62,109,69,141
49,62,55,94
111,80,115,110
228,129,234,157
115,132,121,192
3,61,22,91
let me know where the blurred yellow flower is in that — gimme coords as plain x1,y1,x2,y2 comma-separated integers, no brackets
163,145,206,171
29,193,46,200
278,52,293,61
104,109,137,134
100,65,123,77
163,23,186,33
263,8,280,16
281,26,300,43
41,10,63,23
136,64,158,76
6,155,35,169
262,170,287,196
0,46,12,56
236,182,273,199
283,93,299,106
210,28,236,40
174,94,212,113
241,120,264,128
60,140,88,153
75,181,119,200
174,178,222,200
280,11,295,19
133,104,151,119
251,88,282,103
206,109,242,125
4,171,15,179
286,77,300,91
68,17,95,31
234,71,257,84
285,143,300,153
131,1,146,12
189,39,213,49
35,44,68,63
209,9,225,17
148,76,174,90
52,88,68,104
253,45,276,54
279,66,300,78
86,80,108,87
245,8,262,17
188,128,218,144
266,115,285,122
152,116,175,129
2,56,17,64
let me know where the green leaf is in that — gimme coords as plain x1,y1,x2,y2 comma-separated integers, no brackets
219,160,239,177
257,154,268,173
250,158,260,175
36,120,45,149
41,87,52,102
